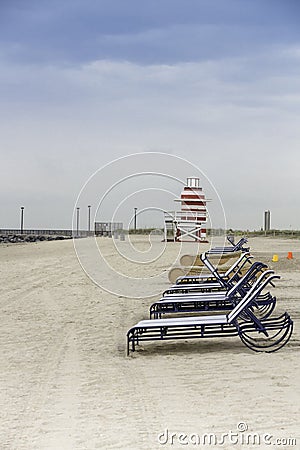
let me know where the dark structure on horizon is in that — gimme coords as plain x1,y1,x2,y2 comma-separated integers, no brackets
264,210,271,231
94,222,123,237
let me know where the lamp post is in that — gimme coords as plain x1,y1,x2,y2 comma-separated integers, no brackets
76,207,80,237
88,205,91,234
20,206,24,234
134,207,137,231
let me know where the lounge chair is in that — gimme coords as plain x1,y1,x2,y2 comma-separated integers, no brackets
168,239,249,283
170,252,254,290
126,272,293,355
180,250,242,268
174,251,253,285
150,265,276,319
164,260,269,296
208,237,249,254
178,234,244,267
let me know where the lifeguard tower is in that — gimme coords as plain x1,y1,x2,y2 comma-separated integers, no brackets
164,177,208,242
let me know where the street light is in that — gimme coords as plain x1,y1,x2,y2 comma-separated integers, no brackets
20,206,25,234
88,205,91,233
76,207,80,237
134,207,137,230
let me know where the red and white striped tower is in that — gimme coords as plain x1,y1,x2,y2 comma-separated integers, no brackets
174,177,207,242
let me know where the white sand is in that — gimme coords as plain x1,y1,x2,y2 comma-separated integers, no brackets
0,236,299,449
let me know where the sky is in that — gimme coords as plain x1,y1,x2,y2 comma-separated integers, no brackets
1,0,300,230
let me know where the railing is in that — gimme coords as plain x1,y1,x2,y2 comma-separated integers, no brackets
0,229,90,237
164,211,206,222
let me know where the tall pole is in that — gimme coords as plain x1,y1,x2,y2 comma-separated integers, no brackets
134,207,137,230
88,205,91,233
76,207,80,237
20,206,24,234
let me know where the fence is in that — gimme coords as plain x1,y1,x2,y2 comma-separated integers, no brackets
94,222,123,236
0,229,89,237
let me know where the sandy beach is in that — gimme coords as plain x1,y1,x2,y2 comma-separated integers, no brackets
0,236,299,449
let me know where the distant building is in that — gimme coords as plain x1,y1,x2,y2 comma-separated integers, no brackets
264,210,271,231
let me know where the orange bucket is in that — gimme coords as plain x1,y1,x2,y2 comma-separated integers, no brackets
287,252,293,259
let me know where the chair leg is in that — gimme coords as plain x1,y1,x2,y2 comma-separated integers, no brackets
239,313,293,353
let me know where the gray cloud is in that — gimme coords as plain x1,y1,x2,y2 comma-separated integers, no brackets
1,1,300,230
1,0,300,64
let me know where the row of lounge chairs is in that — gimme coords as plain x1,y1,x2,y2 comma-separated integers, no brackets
167,237,250,283
126,237,293,355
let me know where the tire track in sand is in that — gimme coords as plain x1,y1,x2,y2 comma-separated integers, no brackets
7,323,81,450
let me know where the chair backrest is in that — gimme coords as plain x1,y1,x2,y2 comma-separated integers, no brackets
227,270,279,323
224,252,252,277
232,237,248,251
227,235,235,246
200,252,228,288
225,261,267,297
208,237,248,254
233,260,267,287
200,251,260,294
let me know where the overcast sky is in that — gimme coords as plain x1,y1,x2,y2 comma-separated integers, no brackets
1,0,300,230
